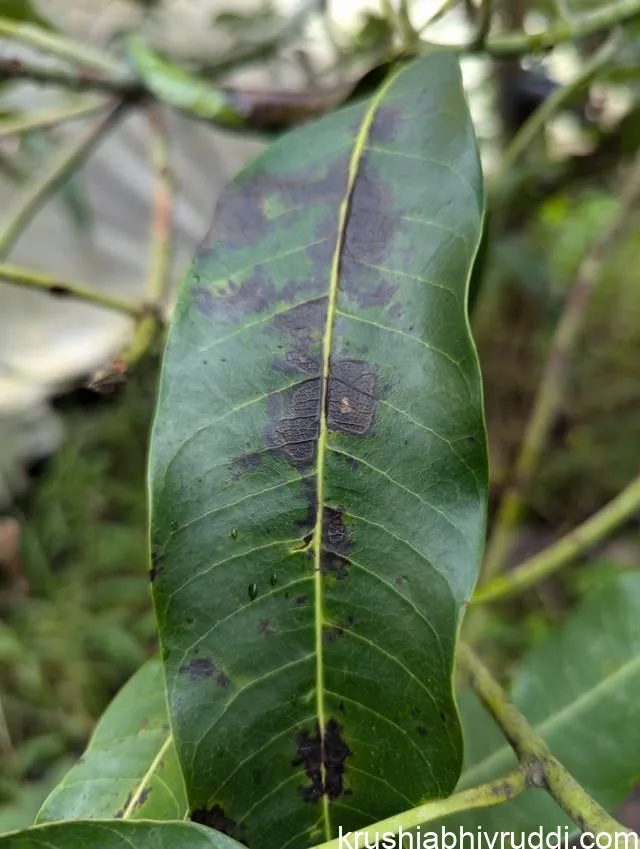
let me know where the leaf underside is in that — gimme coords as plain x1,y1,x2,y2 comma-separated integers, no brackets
37,660,186,823
150,51,487,849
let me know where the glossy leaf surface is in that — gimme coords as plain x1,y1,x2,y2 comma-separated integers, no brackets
0,821,242,849
38,660,186,823
150,52,486,849
455,572,640,833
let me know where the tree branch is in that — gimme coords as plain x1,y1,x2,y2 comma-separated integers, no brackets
145,106,174,310
474,474,640,603
481,152,640,581
0,17,125,75
446,0,640,55
457,643,632,836
0,100,127,259
493,30,622,185
310,768,527,849
87,105,174,390
0,99,107,138
0,263,142,317
469,0,494,50
0,56,139,95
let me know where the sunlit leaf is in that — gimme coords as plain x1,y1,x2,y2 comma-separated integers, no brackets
150,52,486,849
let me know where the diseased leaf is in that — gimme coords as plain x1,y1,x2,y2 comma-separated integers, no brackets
454,572,640,833
37,660,186,823
150,52,486,849
0,821,242,849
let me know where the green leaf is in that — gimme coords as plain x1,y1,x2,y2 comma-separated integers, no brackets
150,52,486,849
455,572,640,833
37,660,187,823
0,821,243,849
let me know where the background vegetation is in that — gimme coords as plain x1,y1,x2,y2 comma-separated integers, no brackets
0,0,639,838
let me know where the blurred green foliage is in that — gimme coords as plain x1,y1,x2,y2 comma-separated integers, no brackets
0,362,158,831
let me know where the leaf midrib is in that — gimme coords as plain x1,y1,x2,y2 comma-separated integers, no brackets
311,65,402,839
122,734,174,818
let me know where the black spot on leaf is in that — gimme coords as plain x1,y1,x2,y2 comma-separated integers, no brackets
322,506,350,554
258,619,273,637
324,719,351,800
292,718,350,803
115,792,132,818
265,378,321,470
192,804,240,839
344,157,397,263
321,552,350,580
134,788,150,809
179,658,230,688
229,452,262,479
179,658,215,678
322,623,344,644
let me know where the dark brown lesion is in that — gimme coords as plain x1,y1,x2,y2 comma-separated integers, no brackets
265,378,321,470
179,657,230,688
322,506,350,554
216,273,278,324
343,157,398,264
322,613,355,643
321,552,350,580
327,360,377,437
191,804,243,842
320,506,352,579
292,718,351,803
229,451,262,479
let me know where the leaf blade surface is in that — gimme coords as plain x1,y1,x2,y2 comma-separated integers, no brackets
150,51,487,849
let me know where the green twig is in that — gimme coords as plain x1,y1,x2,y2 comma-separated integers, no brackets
418,0,462,34
0,55,138,94
470,0,494,50
311,768,527,849
481,152,640,581
474,474,640,603
145,106,174,309
0,99,107,138
87,106,173,391
0,17,125,75
421,0,640,55
457,643,631,836
0,263,142,317
494,31,621,183
398,0,420,46
0,100,127,259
